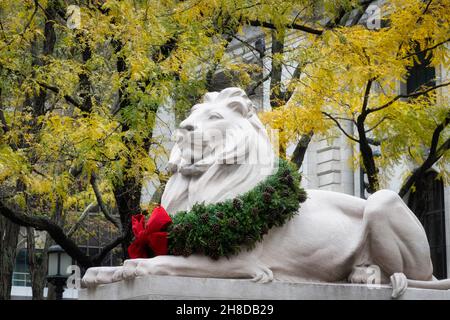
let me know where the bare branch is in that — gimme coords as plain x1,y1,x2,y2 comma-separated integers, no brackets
229,34,264,58
92,230,129,266
436,137,450,158
322,112,360,143
67,202,96,237
368,81,450,114
428,112,450,161
423,0,433,15
399,111,450,197
361,79,374,114
291,132,313,169
247,19,323,36
0,65,82,110
365,116,390,133
90,173,120,229
0,88,9,132
0,201,93,268
36,81,83,109
248,72,272,96
402,38,450,59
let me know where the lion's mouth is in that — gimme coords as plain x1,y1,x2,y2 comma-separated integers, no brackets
173,131,210,165
175,130,210,147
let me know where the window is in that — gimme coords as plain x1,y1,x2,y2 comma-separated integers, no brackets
406,46,436,94
408,171,447,279
12,249,31,287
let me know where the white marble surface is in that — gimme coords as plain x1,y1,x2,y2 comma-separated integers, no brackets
79,275,450,300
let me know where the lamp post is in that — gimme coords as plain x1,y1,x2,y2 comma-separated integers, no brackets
47,245,72,300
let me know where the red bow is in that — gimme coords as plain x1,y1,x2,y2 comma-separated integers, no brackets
128,206,172,259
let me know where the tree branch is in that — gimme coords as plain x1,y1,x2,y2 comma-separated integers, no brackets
92,230,129,266
356,78,379,193
399,112,450,197
436,137,450,158
283,63,303,103
270,28,285,108
247,19,323,36
428,112,449,158
0,201,93,268
322,111,360,143
291,132,313,169
0,65,83,110
67,202,96,237
248,71,271,96
361,78,374,114
402,38,450,59
368,81,450,114
36,81,83,109
0,88,9,132
365,116,390,133
90,173,120,229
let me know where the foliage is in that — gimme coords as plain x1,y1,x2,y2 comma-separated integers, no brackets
168,159,306,259
261,0,450,192
1,0,447,268
0,0,254,261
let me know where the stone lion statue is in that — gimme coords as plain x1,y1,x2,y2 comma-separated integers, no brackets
83,87,450,298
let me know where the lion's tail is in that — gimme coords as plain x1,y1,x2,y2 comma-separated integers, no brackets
408,278,450,290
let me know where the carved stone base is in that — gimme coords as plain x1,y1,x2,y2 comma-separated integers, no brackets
78,275,450,300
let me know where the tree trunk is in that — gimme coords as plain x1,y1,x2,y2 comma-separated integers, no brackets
269,29,285,108
46,282,56,300
0,216,20,300
26,228,50,300
291,132,313,169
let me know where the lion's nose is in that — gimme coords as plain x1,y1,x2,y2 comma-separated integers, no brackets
179,121,196,132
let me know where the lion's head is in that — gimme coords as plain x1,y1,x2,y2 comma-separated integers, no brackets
161,87,276,214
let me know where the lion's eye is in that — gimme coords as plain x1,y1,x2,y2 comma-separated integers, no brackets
208,113,223,120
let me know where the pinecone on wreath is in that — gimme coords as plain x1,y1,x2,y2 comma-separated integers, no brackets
233,198,243,210
262,192,272,203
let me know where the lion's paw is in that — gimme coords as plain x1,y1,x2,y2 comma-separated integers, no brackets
122,259,139,279
81,267,99,288
251,265,273,284
348,265,371,284
112,267,124,282
81,266,122,288
390,272,408,299
122,258,162,279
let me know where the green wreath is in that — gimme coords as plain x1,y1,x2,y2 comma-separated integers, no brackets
167,159,307,259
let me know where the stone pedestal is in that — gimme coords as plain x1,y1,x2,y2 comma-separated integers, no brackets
79,275,450,300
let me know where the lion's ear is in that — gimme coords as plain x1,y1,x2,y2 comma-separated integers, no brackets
203,92,219,103
227,98,253,118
